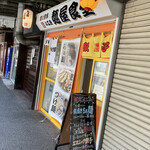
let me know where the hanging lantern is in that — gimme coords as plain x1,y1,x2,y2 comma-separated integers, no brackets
80,0,99,12
22,8,33,29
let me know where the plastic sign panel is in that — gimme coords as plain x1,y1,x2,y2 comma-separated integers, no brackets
36,0,111,31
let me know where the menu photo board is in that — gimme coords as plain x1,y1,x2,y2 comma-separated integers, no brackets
70,93,96,150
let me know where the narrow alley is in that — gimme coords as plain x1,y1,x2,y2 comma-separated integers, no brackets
0,78,68,150
1,0,150,150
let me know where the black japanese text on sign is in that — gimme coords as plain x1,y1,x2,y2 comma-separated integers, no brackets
40,1,96,28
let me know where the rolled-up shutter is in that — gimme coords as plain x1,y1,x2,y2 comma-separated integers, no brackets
102,0,150,149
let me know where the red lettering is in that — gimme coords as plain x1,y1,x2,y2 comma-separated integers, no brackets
83,42,89,52
101,42,110,52
41,22,46,28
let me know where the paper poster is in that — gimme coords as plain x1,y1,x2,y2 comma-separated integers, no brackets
31,48,35,58
47,38,52,62
50,91,68,120
93,84,104,101
48,38,81,124
30,48,35,65
50,38,58,63
47,38,58,63
58,68,74,93
91,62,107,101
44,37,51,46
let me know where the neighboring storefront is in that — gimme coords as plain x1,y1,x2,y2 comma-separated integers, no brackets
10,3,43,109
100,0,150,150
0,32,13,76
35,0,124,148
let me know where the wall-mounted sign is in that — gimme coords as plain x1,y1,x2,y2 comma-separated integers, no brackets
22,8,33,29
0,16,15,28
36,0,111,31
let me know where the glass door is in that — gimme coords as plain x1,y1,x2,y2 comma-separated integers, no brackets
41,43,61,112
80,57,109,139
81,58,109,107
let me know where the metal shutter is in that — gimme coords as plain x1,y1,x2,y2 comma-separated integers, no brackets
101,0,150,149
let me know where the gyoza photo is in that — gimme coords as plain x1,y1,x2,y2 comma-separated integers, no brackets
58,68,74,93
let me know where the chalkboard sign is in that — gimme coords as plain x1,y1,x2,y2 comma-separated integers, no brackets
70,93,96,150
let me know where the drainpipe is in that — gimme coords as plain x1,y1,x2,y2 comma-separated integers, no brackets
15,3,38,45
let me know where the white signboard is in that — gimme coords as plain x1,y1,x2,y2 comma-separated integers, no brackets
36,0,111,31
47,38,58,63
0,16,15,28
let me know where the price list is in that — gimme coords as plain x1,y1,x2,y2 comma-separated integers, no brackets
70,94,96,150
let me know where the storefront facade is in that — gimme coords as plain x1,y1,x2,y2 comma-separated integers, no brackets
0,32,13,76
35,0,124,149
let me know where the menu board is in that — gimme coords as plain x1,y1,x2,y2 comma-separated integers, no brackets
70,93,96,150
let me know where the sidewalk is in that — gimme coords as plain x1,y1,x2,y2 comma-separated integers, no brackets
0,78,69,150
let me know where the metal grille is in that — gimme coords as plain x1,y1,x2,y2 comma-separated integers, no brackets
102,0,150,149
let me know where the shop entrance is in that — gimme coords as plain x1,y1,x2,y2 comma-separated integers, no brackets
81,59,93,93
38,22,115,130
41,42,61,113
81,59,108,97
80,57,109,138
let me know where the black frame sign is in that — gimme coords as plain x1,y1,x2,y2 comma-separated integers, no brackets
70,93,96,150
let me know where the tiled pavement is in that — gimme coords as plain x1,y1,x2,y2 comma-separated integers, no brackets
0,78,70,150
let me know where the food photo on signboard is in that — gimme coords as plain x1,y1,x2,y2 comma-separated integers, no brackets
50,91,68,120
58,68,74,93
48,38,81,124
61,42,78,67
